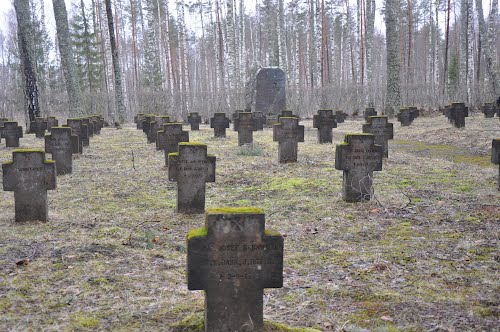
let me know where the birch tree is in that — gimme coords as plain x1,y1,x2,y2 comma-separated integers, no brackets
385,0,400,115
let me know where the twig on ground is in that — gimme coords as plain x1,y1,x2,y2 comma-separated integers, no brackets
123,220,161,246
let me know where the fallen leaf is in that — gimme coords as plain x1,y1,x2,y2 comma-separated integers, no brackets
16,258,29,266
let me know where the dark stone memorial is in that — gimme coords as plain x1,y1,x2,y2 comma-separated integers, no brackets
168,143,215,213
234,112,258,146
255,67,286,115
45,127,79,175
0,117,7,143
188,112,202,131
66,119,88,152
362,116,394,158
408,106,420,120
2,149,56,221
492,139,500,191
364,107,377,121
187,207,283,332
150,116,171,146
273,117,304,163
1,121,23,147
210,113,230,137
142,115,156,136
91,115,104,135
253,111,266,130
448,102,469,128
482,103,497,118
277,110,298,122
32,117,47,138
81,117,94,138
336,111,347,123
47,117,59,132
335,134,383,202
135,113,146,129
313,110,337,143
158,123,189,165
397,108,414,126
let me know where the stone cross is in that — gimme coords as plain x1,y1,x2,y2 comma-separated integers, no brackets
335,134,383,202
364,107,377,120
67,118,89,147
253,111,265,130
448,102,468,128
45,127,79,175
135,113,146,129
141,115,156,136
210,113,230,137
149,116,170,146
362,116,394,158
313,109,337,143
1,121,23,147
47,117,59,132
408,106,419,120
188,112,202,131
482,103,496,118
278,110,297,122
81,117,94,138
336,111,347,123
0,117,7,143
254,67,286,116
234,112,259,146
273,117,305,163
91,115,103,135
397,108,414,126
2,149,56,221
158,123,189,165
168,143,215,213
187,207,283,331
492,139,500,191
32,117,47,138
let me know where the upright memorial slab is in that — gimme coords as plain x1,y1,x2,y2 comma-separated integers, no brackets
46,116,59,132
408,106,419,120
492,139,500,191
168,143,215,213
45,127,79,175
2,149,56,221
81,117,94,138
135,113,146,129
158,123,189,165
188,112,202,131
0,117,7,143
313,109,337,143
362,116,394,158
187,207,283,332
210,113,230,137
91,115,104,134
364,107,377,121
32,117,48,138
397,108,414,126
234,112,258,146
1,121,23,147
448,102,468,128
482,103,496,118
336,111,347,123
142,115,156,136
335,134,383,202
67,118,89,148
253,111,266,130
150,115,171,146
273,117,305,163
255,67,286,115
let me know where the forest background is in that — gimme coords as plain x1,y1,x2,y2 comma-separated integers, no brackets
0,0,498,124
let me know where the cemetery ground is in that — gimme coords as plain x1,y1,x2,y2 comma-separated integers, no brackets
0,114,499,331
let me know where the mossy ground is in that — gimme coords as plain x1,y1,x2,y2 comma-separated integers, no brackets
0,114,498,331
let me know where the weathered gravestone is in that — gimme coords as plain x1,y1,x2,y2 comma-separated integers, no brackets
168,143,215,213
364,107,377,121
408,106,419,120
142,114,156,136
1,121,23,147
335,134,383,202
0,118,10,143
81,117,94,138
187,207,283,332
313,110,337,143
188,112,202,131
265,113,279,127
397,108,414,126
492,139,500,191
210,113,230,137
45,127,79,175
273,117,305,163
31,117,47,138
158,123,189,165
2,149,56,221
234,112,258,146
253,111,266,130
46,116,59,132
448,102,469,128
255,67,286,116
67,118,89,147
135,113,146,129
277,110,298,122
149,116,171,145
362,116,394,158
91,115,104,135
336,111,347,123
482,103,497,118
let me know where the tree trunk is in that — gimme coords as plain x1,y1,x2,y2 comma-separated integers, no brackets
385,0,400,115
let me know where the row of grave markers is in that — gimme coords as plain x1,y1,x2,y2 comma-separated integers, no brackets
2,115,105,222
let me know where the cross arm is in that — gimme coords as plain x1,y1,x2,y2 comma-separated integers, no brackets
2,161,16,191
262,231,284,288
187,227,208,290
205,155,216,182
168,152,179,182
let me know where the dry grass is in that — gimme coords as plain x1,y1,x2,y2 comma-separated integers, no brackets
0,114,499,331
